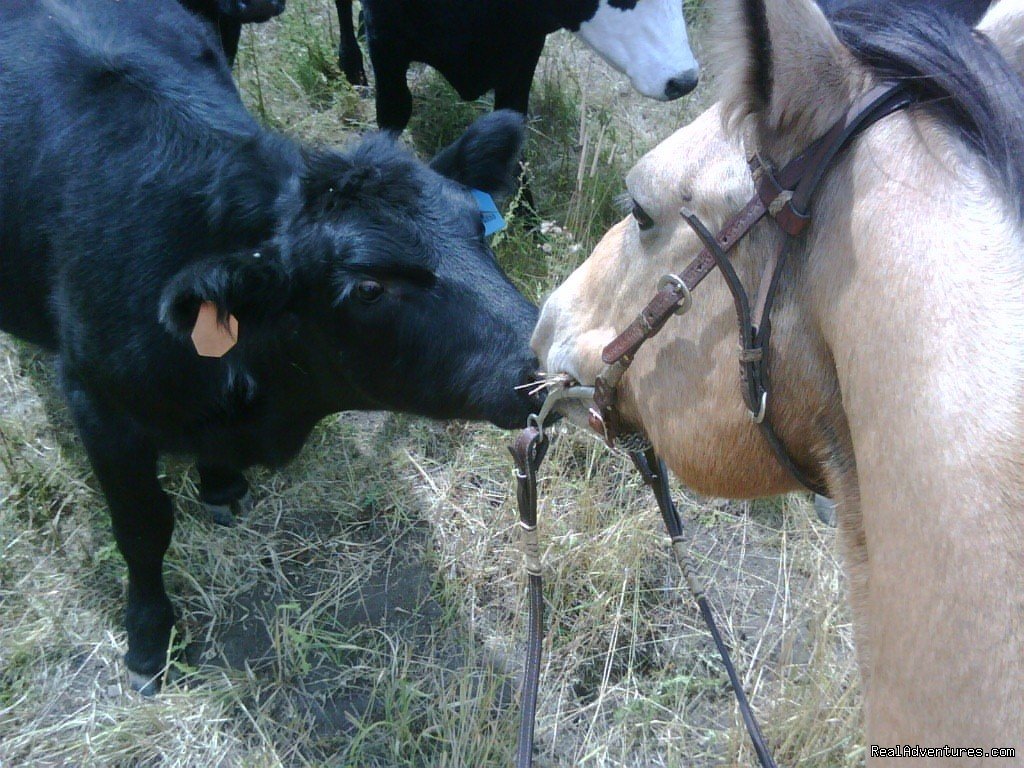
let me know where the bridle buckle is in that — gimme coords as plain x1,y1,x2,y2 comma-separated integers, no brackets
657,273,693,316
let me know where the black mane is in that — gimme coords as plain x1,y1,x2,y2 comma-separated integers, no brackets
829,1,1024,219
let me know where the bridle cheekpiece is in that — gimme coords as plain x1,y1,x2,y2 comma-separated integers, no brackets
588,82,912,496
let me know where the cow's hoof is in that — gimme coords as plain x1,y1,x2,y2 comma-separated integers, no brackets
204,502,236,527
234,490,254,516
127,669,161,697
203,490,253,526
814,494,837,526
342,68,369,91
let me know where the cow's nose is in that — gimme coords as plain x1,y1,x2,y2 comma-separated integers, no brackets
664,69,700,100
521,362,547,412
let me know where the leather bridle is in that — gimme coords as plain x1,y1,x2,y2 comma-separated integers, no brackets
509,83,913,768
591,83,912,497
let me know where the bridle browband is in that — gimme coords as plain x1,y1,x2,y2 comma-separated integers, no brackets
509,83,913,768
591,83,912,497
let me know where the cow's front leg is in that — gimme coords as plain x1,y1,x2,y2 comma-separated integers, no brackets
64,383,175,695
336,0,367,86
493,40,542,117
369,44,412,131
495,40,543,218
218,17,242,66
197,464,251,526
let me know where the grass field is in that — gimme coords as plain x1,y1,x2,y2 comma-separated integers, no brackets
0,2,862,766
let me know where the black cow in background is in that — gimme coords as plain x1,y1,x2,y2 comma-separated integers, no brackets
178,0,285,64
0,0,539,694
336,0,701,132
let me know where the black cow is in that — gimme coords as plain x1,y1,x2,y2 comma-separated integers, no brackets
0,0,539,694
178,0,285,64
336,0,701,131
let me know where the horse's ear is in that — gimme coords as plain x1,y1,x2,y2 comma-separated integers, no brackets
978,0,1024,81
712,0,859,147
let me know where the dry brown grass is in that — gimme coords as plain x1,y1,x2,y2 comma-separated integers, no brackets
0,2,862,766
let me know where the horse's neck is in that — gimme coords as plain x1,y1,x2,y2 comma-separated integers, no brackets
806,118,1024,746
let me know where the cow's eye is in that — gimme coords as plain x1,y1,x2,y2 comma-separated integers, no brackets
356,279,385,303
632,200,654,231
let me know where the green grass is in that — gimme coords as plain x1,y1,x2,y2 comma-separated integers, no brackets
407,74,490,157
0,2,862,766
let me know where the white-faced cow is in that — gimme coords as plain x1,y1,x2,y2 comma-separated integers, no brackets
178,0,285,64
336,0,701,130
0,0,540,694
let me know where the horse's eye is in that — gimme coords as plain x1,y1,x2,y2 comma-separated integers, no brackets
356,279,385,303
632,200,655,231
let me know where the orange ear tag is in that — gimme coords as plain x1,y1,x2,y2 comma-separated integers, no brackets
191,301,239,358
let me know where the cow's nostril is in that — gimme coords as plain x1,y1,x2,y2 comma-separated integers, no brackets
515,363,546,406
664,70,700,100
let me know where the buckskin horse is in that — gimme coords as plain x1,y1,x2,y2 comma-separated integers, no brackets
532,0,1024,762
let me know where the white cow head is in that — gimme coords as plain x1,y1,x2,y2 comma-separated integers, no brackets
575,0,700,100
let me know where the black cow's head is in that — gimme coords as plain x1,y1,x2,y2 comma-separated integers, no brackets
215,0,285,23
161,111,540,429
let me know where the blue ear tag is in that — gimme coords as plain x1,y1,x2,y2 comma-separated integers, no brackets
471,189,506,237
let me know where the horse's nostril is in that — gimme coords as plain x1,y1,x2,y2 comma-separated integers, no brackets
664,71,700,100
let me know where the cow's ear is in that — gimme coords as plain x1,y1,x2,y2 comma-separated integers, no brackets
429,110,525,195
159,246,291,354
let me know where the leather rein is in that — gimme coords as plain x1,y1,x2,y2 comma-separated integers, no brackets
508,83,913,768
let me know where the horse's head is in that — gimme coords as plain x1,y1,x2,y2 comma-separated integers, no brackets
534,0,1024,502
533,1,865,498
532,105,811,497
